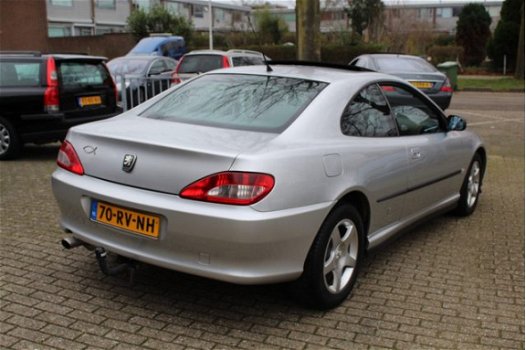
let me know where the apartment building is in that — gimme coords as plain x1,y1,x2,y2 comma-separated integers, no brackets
268,0,503,34
45,0,251,37
384,1,503,34
47,0,133,37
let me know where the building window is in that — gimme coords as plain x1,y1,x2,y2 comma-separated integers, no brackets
48,24,72,37
418,8,433,19
437,8,453,18
96,0,116,9
193,5,204,18
50,0,72,6
75,26,93,36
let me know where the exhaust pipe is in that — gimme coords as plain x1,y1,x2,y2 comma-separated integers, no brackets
61,236,84,249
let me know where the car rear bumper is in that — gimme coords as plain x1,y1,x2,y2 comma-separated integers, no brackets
52,169,332,284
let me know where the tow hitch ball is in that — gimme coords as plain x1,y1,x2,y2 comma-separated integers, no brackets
95,247,136,286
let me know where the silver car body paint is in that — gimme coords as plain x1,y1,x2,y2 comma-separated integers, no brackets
52,65,484,284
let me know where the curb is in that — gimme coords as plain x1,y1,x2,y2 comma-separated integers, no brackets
457,88,524,92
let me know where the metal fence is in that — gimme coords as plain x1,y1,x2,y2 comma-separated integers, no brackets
115,74,173,111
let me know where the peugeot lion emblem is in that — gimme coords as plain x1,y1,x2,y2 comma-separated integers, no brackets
122,154,137,173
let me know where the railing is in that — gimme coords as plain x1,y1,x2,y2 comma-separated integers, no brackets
114,74,173,111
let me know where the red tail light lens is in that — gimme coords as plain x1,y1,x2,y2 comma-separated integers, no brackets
440,78,453,93
172,58,183,84
57,141,84,175
180,172,274,205
104,63,118,102
381,85,396,92
222,56,231,68
44,57,60,112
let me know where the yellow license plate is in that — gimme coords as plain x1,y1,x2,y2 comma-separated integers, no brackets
410,81,433,89
90,200,160,238
79,95,102,107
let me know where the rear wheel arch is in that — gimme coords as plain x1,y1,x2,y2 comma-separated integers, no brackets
476,147,487,184
336,191,370,242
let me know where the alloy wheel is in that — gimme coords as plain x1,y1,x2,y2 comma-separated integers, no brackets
466,161,481,208
323,219,359,294
0,124,10,156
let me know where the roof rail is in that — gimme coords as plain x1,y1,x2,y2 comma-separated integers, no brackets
0,51,41,57
268,60,375,72
149,33,171,37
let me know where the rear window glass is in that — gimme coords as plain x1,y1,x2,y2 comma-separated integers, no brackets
178,55,223,73
232,56,265,66
0,61,41,87
107,58,149,75
375,57,436,73
58,61,111,87
141,74,327,132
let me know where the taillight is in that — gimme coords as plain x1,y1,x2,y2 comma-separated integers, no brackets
172,58,183,84
440,78,453,93
57,141,84,175
44,57,60,112
180,172,274,205
104,63,118,102
222,56,230,68
381,85,396,92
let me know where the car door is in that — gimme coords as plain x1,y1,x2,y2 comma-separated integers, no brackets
146,59,168,97
380,82,466,217
339,83,411,233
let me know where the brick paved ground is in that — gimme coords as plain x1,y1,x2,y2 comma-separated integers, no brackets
0,92,524,349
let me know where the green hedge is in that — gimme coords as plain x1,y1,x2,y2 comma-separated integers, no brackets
427,45,464,66
189,43,383,65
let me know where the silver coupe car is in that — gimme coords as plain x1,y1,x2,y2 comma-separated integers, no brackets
53,63,485,309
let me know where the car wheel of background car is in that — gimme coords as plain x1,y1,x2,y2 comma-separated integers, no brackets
294,204,364,309
454,154,483,216
0,117,21,160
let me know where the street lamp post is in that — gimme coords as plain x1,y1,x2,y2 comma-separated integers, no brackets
209,0,213,50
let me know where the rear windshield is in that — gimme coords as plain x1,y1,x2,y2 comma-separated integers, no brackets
375,57,436,73
0,61,41,87
141,74,327,132
232,56,265,66
107,58,149,75
58,61,111,87
178,55,223,73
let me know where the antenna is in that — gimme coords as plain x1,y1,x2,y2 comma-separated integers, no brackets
247,15,273,73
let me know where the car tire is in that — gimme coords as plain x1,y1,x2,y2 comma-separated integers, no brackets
453,154,483,216
293,204,364,310
0,117,21,160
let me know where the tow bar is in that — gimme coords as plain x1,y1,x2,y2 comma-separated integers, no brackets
95,247,136,286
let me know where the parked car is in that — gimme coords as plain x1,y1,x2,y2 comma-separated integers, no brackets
53,62,485,309
349,54,453,110
171,49,267,84
0,52,119,160
128,35,185,60
107,55,177,110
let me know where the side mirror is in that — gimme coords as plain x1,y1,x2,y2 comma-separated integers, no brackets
447,115,467,131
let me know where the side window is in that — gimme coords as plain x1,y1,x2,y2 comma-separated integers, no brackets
148,60,166,75
341,84,397,137
0,62,41,86
380,83,444,136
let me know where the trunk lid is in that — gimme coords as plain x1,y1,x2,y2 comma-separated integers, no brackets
68,115,277,194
